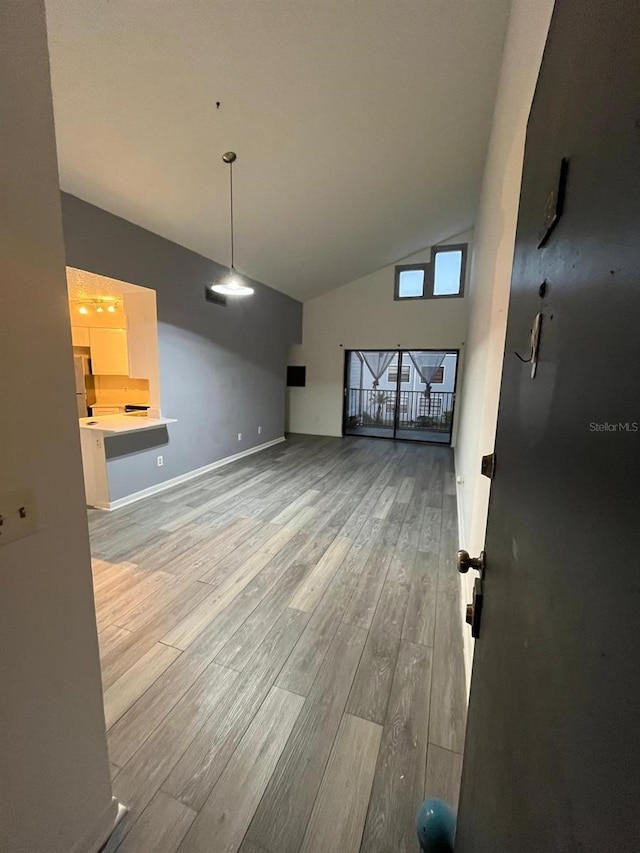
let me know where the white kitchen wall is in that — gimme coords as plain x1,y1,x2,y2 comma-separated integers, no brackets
453,0,555,687
0,2,115,851
287,232,472,440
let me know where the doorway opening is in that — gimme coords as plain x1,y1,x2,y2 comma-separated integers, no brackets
343,349,458,444
67,267,161,420
66,267,170,510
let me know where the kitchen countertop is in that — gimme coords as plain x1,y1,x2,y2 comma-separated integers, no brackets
79,414,177,435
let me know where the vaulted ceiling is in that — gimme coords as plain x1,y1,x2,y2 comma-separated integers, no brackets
45,0,511,300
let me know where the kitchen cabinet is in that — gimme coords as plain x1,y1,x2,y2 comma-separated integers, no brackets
123,291,157,380
89,327,129,376
71,326,90,347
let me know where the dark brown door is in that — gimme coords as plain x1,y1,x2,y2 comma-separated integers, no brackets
456,2,640,851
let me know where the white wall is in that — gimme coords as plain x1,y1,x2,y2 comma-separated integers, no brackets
453,0,555,685
0,2,115,851
287,232,472,439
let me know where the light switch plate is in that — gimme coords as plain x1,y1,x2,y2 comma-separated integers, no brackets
0,487,38,547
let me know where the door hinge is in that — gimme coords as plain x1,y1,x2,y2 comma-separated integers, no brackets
481,452,496,480
465,577,483,639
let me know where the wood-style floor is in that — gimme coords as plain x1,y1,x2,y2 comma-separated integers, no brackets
90,434,467,853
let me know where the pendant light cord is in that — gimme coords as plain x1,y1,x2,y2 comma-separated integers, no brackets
213,152,253,296
229,160,235,271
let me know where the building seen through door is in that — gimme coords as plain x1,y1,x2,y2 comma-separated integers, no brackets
343,349,458,444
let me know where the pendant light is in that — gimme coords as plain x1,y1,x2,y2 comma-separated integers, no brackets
211,151,254,297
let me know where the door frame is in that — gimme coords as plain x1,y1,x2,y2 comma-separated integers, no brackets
341,347,460,446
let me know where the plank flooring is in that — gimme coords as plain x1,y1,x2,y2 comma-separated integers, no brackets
89,434,467,853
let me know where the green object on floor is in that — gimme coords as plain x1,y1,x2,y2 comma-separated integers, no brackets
416,798,456,852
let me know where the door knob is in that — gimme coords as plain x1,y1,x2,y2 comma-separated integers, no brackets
457,549,485,574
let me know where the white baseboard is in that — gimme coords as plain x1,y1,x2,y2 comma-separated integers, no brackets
69,796,126,853
99,437,287,511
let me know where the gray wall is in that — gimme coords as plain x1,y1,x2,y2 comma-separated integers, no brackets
0,3,114,850
61,193,302,500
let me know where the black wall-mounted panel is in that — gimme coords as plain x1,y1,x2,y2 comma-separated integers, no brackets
204,287,227,306
287,365,306,387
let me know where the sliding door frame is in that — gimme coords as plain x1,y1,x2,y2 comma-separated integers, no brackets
341,347,460,446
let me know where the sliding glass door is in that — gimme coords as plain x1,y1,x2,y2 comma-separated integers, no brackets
343,349,458,445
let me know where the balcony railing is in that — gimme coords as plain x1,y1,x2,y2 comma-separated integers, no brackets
345,388,454,433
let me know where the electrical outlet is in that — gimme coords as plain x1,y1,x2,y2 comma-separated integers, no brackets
157,455,164,467
237,432,242,441
0,487,38,547
258,426,262,435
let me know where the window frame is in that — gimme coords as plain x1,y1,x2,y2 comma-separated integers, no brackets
430,365,445,385
394,243,467,301
394,263,430,301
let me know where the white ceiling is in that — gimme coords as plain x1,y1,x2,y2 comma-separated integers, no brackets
66,266,150,301
45,0,511,301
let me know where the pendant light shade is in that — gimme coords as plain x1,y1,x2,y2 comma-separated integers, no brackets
211,151,254,297
210,276,254,296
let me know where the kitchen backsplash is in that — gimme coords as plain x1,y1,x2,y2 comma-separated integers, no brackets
94,375,150,405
